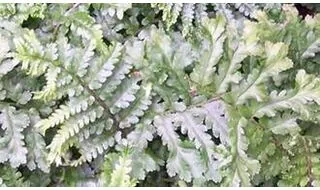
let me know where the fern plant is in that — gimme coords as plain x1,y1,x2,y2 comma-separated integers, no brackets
1,3,320,187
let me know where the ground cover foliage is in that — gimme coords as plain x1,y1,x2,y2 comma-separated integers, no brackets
1,3,320,187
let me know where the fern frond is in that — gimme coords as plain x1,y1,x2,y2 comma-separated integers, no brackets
302,39,320,59
255,70,320,118
154,115,205,182
225,114,260,186
102,152,137,187
24,109,49,173
236,42,293,104
0,165,29,187
0,3,46,24
0,106,29,168
190,14,226,92
93,3,131,20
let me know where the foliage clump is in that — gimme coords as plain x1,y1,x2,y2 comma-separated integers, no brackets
1,3,320,187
